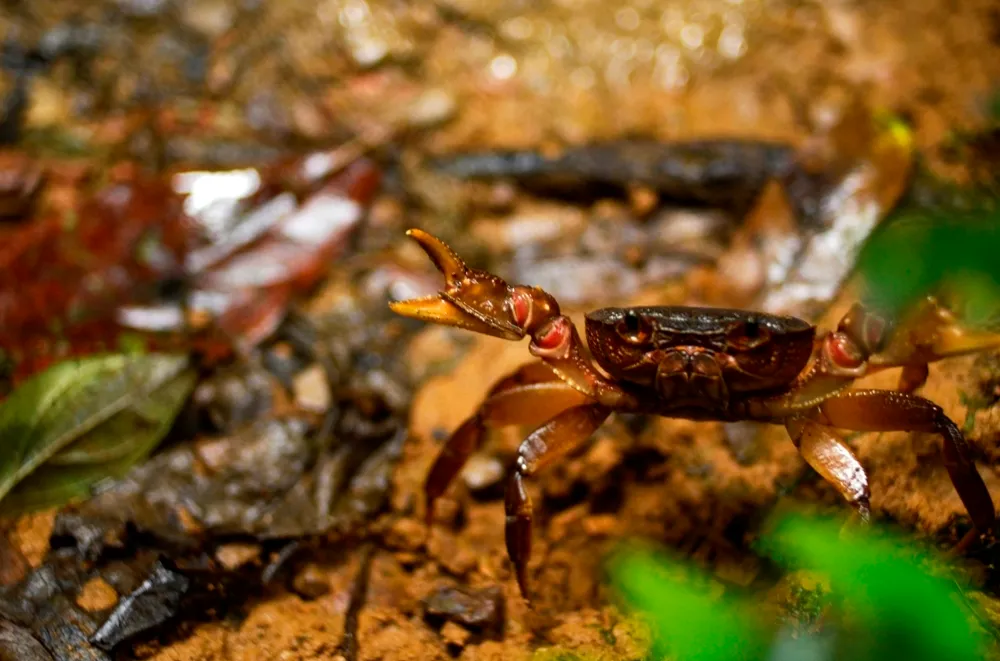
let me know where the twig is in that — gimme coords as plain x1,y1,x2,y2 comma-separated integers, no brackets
338,543,375,661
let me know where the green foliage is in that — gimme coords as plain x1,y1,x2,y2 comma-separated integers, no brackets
0,353,196,515
606,514,989,661
606,543,768,661
855,202,1000,323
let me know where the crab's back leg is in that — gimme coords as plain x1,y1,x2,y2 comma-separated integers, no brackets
505,403,612,600
424,360,593,524
805,389,996,537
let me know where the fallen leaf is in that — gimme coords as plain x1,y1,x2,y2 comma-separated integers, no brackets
0,353,196,516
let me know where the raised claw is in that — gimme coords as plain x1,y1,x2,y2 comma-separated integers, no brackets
389,228,528,340
870,295,1000,369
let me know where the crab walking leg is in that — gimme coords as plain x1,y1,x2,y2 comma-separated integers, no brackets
424,361,594,523
505,404,612,599
808,389,996,535
786,416,871,522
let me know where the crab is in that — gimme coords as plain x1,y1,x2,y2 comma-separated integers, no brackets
389,228,1000,599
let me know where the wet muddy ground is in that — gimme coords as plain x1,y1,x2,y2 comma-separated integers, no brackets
3,0,1000,659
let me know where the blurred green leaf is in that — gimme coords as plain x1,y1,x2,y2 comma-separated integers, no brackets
607,514,992,661
758,515,986,661
856,203,1000,321
0,353,196,515
606,544,770,661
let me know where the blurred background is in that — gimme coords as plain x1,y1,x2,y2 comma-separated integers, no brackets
0,1,999,660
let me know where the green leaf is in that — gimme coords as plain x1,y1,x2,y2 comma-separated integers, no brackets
0,353,196,515
606,543,770,661
758,515,986,661
856,203,1000,320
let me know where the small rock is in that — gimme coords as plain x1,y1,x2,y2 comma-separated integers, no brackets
76,578,119,612
628,185,659,217
292,564,330,600
423,585,504,634
440,621,471,649
215,543,261,571
293,365,331,412
386,518,425,552
461,453,505,496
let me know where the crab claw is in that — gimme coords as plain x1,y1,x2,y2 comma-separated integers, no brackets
870,295,1000,368
389,228,528,341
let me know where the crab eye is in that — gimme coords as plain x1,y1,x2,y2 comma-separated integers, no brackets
616,310,651,345
727,318,771,350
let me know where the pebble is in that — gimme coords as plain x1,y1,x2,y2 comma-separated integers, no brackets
215,543,262,570
292,564,331,600
440,621,471,648
423,585,504,634
76,577,119,612
293,364,332,412
436,546,477,577
460,453,505,495
386,518,425,552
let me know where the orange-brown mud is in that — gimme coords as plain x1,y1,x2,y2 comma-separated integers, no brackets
5,0,1000,659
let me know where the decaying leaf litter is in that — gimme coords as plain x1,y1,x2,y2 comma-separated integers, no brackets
2,0,1000,659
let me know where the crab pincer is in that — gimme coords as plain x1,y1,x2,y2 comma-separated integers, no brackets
389,229,531,341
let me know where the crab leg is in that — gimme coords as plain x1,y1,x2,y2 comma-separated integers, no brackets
806,389,996,536
786,416,871,522
424,361,593,523
391,229,639,408
505,403,612,599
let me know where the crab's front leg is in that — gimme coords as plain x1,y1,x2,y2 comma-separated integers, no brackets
506,403,612,599
390,229,637,407
423,360,593,524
